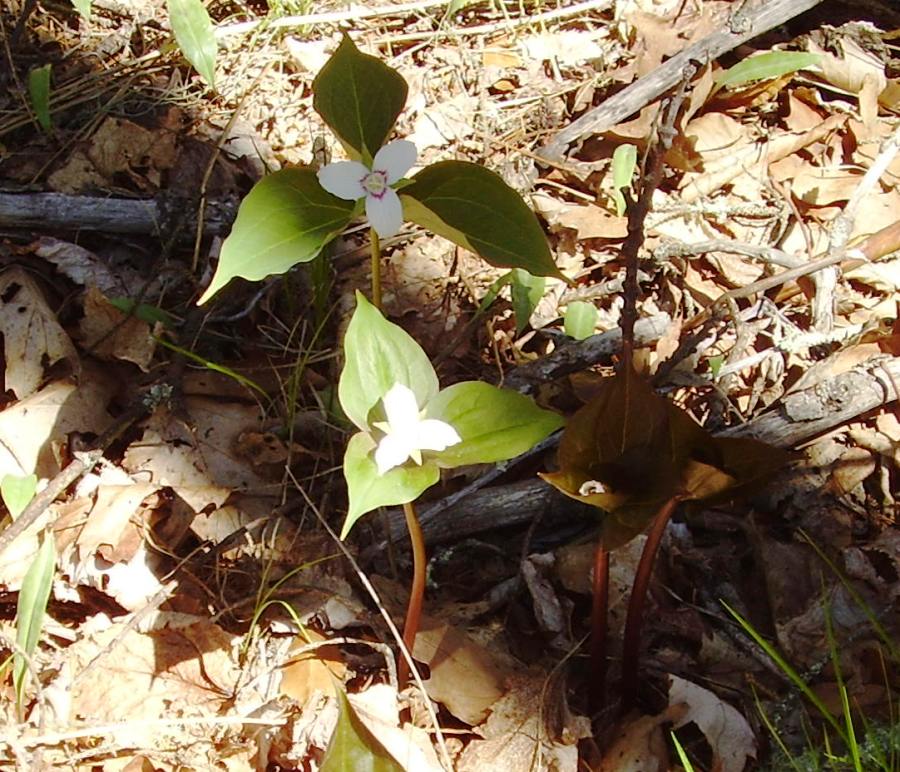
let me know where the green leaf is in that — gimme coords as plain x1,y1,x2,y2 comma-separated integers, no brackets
342,432,439,537
70,0,92,19
717,51,821,88
611,143,636,216
28,65,52,133
447,0,477,14
401,161,564,279
14,532,55,707
1,474,38,519
540,367,788,550
427,381,563,468
511,269,545,333
167,0,218,88
338,292,438,432
313,35,408,163
198,168,354,304
564,301,598,340
320,686,404,771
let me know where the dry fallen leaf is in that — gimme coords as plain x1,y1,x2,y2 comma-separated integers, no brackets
458,672,590,772
596,704,686,772
0,267,79,399
122,398,278,512
280,630,346,704
413,617,509,725
669,675,757,772
0,374,114,480
77,286,158,370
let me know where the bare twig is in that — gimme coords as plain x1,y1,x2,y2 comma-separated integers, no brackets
620,73,692,367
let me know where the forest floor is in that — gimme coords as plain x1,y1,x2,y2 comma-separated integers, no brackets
0,0,899,770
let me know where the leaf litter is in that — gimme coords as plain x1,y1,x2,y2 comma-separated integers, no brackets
0,0,899,769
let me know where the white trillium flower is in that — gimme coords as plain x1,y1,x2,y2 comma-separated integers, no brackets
317,139,417,239
372,383,461,475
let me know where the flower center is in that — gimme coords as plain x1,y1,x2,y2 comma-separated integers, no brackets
361,169,389,198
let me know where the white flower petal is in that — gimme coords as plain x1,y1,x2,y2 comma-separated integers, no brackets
415,419,462,452
366,188,403,238
373,140,417,184
374,433,411,475
317,161,368,200
381,383,420,428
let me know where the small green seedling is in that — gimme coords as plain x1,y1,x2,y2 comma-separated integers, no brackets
167,0,217,88
611,143,637,216
1,474,38,519
564,300,598,340
13,533,56,714
28,65,52,133
717,50,821,88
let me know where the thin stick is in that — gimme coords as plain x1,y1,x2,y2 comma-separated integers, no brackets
399,500,427,685
370,227,383,310
620,495,681,712
620,68,692,369
589,543,609,712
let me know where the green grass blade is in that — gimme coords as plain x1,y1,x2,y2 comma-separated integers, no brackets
752,682,803,771
670,731,696,771
153,336,267,396
799,529,899,662
14,533,56,708
722,600,847,743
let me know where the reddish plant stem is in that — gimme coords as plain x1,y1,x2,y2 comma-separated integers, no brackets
398,499,426,685
590,542,610,711
620,495,681,712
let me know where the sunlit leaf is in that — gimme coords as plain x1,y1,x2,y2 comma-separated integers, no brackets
70,0,92,20
338,292,439,433
313,35,408,163
611,143,637,216
717,51,821,88
28,65,52,133
564,301,598,340
167,0,218,88
447,0,477,14
1,474,38,519
198,168,354,304
342,432,439,537
14,532,55,707
401,161,564,279
511,269,545,333
427,381,563,467
320,686,404,771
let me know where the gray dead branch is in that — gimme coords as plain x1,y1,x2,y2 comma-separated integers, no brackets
0,192,236,236
537,0,827,162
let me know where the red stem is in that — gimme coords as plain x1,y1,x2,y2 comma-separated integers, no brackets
399,500,426,685
590,542,609,711
620,496,681,712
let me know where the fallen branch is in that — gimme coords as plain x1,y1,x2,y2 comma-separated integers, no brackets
0,192,236,236
537,0,826,162
504,312,671,393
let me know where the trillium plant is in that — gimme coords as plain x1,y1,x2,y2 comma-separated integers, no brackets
197,35,566,680
339,293,562,676
197,34,564,308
